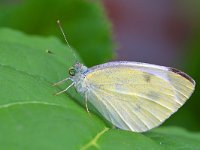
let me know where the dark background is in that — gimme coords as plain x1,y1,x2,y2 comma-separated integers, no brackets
103,0,198,66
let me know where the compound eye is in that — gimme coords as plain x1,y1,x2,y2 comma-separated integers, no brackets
69,68,76,76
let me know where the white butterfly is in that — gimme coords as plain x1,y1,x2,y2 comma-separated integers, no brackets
54,20,195,132
53,61,195,132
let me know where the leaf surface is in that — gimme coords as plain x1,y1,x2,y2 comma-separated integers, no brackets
0,28,200,150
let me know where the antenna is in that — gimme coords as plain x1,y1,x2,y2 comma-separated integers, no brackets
57,20,77,60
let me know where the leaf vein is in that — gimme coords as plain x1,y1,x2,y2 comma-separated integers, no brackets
0,101,66,110
80,127,109,150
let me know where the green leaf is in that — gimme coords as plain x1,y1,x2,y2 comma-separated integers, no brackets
145,127,200,150
0,28,106,149
0,0,114,66
0,28,200,150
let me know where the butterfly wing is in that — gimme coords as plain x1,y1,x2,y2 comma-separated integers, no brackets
85,61,195,132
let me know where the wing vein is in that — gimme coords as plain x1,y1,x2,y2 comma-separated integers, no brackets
94,87,174,112
102,97,134,131
90,91,113,123
92,88,150,130
172,80,194,90
94,88,166,128
93,84,176,98
92,90,144,131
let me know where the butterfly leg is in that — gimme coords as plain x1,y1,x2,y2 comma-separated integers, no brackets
52,77,70,86
54,82,74,95
85,92,90,114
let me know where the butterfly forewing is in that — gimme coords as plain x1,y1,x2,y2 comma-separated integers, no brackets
84,61,195,132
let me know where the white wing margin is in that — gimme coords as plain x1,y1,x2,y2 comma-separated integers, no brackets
85,61,195,132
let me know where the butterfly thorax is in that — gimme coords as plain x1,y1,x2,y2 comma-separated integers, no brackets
69,62,89,94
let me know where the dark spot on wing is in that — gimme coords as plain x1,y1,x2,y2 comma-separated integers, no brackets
143,74,151,83
169,67,195,85
134,104,141,111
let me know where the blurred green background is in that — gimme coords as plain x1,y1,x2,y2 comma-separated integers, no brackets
0,0,199,149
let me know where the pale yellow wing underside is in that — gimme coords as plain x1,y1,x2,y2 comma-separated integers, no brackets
85,62,195,132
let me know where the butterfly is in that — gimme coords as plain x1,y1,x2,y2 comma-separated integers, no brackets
53,61,195,132
53,20,195,132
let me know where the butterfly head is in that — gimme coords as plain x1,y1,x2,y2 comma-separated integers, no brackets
68,62,88,77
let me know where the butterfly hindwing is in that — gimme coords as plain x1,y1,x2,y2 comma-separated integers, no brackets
84,61,195,132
